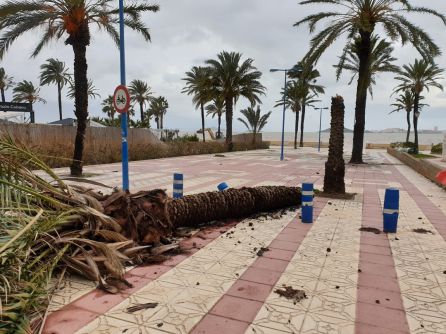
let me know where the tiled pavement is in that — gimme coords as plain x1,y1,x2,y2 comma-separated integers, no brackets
42,147,446,334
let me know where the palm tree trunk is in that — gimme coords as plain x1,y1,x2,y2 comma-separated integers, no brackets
350,31,371,164
299,103,306,147
1,88,5,102
217,113,222,139
294,109,300,149
67,23,90,177
161,114,164,129
139,102,144,122
225,97,233,151
413,94,420,154
406,111,411,143
57,81,63,120
200,103,206,142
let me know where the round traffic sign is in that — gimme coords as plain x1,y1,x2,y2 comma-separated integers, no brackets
113,85,131,113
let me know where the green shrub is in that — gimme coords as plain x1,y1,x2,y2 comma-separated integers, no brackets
431,143,443,154
174,134,199,142
390,141,415,149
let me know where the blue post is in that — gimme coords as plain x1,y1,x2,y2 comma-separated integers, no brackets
217,182,229,191
280,70,287,161
119,0,129,191
318,108,322,152
301,183,314,223
383,188,399,233
173,173,184,198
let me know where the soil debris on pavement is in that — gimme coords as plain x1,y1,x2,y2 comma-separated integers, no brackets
359,227,381,234
274,286,307,303
256,247,270,257
413,228,433,234
126,302,158,313
214,154,226,157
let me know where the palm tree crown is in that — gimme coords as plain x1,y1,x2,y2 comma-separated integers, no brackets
67,79,100,100
205,51,266,148
0,67,14,102
40,58,71,120
237,106,271,144
335,35,399,97
101,95,117,120
129,79,153,122
206,97,225,139
148,96,169,129
12,80,46,104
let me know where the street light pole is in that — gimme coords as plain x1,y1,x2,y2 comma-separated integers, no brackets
119,0,129,191
270,65,302,161
314,106,328,152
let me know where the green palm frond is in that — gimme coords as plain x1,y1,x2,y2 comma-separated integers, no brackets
40,58,71,87
238,106,271,133
12,80,46,104
129,79,153,106
67,79,100,100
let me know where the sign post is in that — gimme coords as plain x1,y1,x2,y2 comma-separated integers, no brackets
118,0,130,191
0,102,34,123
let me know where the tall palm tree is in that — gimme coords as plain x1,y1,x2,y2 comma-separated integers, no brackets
0,1,160,176
394,59,443,154
182,66,213,142
148,96,168,129
390,91,428,144
13,80,46,123
237,106,271,145
206,97,225,139
129,79,153,122
0,67,13,102
101,95,117,120
335,36,399,97
40,58,71,120
206,51,266,149
296,0,446,163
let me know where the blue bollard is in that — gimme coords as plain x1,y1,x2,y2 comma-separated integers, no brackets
302,183,314,223
217,182,229,191
383,188,399,233
173,173,184,198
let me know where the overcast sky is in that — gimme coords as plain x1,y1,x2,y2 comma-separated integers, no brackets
1,0,446,132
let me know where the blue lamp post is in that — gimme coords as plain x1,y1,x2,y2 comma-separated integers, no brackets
314,106,328,152
119,0,129,191
270,65,303,161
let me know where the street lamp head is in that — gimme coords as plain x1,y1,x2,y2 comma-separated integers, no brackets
270,69,281,73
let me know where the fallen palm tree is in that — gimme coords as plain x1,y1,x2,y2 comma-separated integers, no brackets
0,137,301,333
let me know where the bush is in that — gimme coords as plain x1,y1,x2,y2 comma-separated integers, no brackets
431,143,443,154
174,134,199,142
390,141,415,149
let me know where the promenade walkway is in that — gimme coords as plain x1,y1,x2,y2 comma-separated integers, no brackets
43,147,446,334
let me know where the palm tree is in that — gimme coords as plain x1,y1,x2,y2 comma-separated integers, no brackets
393,59,443,154
0,1,160,176
67,79,100,101
148,96,169,129
0,67,13,102
182,66,213,142
206,51,266,149
129,79,153,122
206,97,225,139
237,106,271,145
296,0,446,163
40,58,71,121
13,80,46,123
335,36,399,98
101,95,117,120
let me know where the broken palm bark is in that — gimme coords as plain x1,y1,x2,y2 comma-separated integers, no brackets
324,95,346,194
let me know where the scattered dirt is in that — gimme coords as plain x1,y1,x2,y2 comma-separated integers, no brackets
256,247,270,257
359,227,381,234
274,286,307,303
413,228,433,234
375,300,380,304
326,248,331,253
214,154,226,157
126,302,158,313
316,192,356,200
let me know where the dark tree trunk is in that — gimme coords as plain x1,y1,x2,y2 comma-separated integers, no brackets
406,111,411,143
1,88,5,102
324,96,345,194
217,113,222,139
161,114,164,129
67,22,90,177
299,103,306,147
200,103,206,142
225,96,233,151
294,108,300,149
413,94,420,154
350,31,372,164
139,102,144,122
57,81,63,121
29,102,35,124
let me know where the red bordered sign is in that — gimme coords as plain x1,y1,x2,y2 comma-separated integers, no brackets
113,85,131,114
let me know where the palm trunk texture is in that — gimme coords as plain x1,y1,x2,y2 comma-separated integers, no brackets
57,82,63,121
299,103,306,147
294,109,300,150
225,97,233,151
350,31,372,164
1,88,5,102
200,103,206,142
324,96,346,194
68,23,90,176
413,94,420,154
139,102,144,122
217,113,222,139
406,111,411,143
